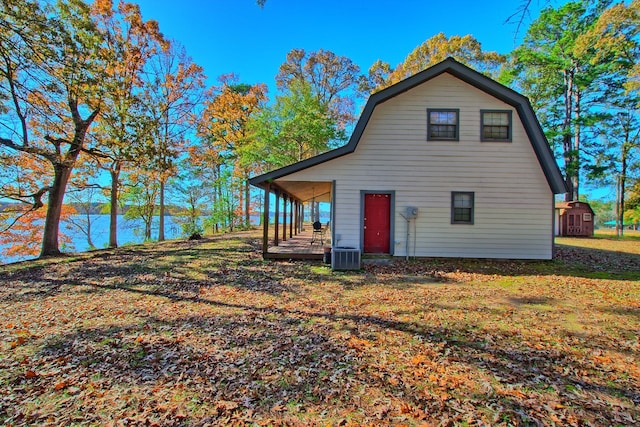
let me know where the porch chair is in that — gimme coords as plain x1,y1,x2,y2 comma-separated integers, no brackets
311,221,324,245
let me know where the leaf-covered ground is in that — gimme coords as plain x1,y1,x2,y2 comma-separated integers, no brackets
1,230,639,426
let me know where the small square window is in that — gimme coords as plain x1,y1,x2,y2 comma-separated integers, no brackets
428,109,459,141
481,110,512,142
451,192,474,224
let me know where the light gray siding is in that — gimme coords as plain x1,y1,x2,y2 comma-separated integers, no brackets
278,73,554,259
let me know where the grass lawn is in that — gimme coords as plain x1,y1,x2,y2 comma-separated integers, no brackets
1,230,638,426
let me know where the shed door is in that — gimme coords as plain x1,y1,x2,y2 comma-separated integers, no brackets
363,193,391,254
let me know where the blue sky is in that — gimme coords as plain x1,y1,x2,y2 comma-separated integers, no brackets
134,0,557,93
132,1,617,200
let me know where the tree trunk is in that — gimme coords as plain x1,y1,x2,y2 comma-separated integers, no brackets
244,177,250,227
159,179,165,241
214,164,221,233
616,175,621,237
238,181,244,229
40,165,72,257
227,197,234,232
85,208,95,249
563,69,575,202
620,141,628,237
109,164,121,248
38,99,98,257
145,214,152,240
572,89,581,201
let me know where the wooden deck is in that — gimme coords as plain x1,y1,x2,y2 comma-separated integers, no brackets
266,228,330,260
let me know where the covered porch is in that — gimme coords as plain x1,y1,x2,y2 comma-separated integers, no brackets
254,180,334,260
266,227,328,259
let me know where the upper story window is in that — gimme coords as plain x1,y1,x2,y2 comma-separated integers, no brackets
427,109,459,141
481,110,512,142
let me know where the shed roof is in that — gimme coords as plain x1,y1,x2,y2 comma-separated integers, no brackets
249,57,568,195
556,201,595,214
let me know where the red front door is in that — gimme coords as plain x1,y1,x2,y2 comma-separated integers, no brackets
363,193,391,254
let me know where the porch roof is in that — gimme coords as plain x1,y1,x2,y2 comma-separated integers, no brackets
261,180,332,203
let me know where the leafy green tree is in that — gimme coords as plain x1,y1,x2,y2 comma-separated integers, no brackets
196,167,241,233
588,107,639,235
248,80,346,169
575,0,640,234
510,1,612,202
247,80,346,225
626,178,640,227
582,197,615,229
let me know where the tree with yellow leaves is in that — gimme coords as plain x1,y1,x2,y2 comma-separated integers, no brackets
90,0,167,248
361,33,505,93
195,75,267,228
0,0,103,257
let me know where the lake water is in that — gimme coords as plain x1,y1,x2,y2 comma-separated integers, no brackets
1,215,182,265
0,212,329,265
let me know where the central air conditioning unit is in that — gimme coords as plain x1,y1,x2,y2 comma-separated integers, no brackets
331,247,361,270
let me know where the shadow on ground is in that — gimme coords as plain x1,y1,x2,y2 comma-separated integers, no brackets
1,231,638,425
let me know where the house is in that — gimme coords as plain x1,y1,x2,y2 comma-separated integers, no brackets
249,58,568,261
555,201,595,237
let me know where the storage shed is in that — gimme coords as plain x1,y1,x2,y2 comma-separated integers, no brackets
555,201,595,237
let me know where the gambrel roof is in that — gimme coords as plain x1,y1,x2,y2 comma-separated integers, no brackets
249,57,568,194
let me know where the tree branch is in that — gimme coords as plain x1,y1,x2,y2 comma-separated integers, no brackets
29,186,50,210
0,186,51,232
505,0,535,42
1,136,58,163
81,146,111,159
